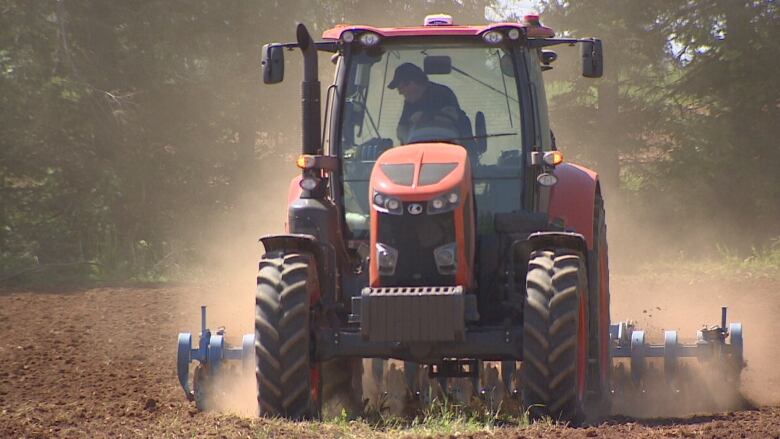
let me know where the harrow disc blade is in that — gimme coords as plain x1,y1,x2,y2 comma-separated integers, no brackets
241,333,255,372
630,330,646,386
664,330,679,385
729,323,743,367
177,333,194,401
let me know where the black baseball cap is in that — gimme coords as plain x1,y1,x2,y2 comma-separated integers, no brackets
387,63,427,89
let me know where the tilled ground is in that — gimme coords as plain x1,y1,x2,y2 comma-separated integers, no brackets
1,274,779,438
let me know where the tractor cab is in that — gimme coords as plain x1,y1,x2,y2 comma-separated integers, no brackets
313,16,602,293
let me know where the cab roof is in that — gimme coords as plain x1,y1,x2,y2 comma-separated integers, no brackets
321,22,555,41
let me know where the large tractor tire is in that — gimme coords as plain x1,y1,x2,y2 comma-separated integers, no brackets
522,250,590,424
587,192,611,415
255,252,315,419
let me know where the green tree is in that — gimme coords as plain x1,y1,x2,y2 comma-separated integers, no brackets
538,0,780,251
0,1,489,281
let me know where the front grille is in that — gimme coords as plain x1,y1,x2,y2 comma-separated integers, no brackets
377,206,455,286
360,286,465,342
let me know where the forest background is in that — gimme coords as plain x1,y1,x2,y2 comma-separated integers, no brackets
1,0,778,283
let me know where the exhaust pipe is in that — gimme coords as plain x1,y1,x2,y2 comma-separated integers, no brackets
296,23,321,156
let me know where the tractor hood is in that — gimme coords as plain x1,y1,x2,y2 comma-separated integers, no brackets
369,143,469,200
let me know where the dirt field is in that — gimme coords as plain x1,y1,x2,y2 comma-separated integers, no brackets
1,273,779,438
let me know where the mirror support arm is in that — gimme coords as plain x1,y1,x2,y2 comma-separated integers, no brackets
527,38,595,49
266,41,339,52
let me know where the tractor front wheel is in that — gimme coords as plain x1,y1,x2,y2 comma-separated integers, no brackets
255,252,315,419
522,250,589,424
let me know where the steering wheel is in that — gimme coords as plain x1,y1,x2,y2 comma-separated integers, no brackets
358,137,393,161
407,109,461,144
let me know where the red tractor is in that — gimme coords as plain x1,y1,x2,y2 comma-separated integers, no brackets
176,14,745,423
256,14,609,423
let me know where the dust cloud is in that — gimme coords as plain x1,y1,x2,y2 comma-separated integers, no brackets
172,152,294,416
605,191,780,417
168,44,334,416
174,177,780,419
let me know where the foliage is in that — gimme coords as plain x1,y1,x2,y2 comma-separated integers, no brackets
538,0,780,254
630,236,780,279
2,1,778,282
0,1,488,282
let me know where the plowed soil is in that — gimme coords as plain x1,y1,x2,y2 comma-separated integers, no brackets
1,273,779,438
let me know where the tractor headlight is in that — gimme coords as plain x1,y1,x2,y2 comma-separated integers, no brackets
375,243,398,275
341,31,355,43
372,191,403,215
299,176,320,191
359,32,380,46
482,31,504,44
433,242,457,274
427,190,460,215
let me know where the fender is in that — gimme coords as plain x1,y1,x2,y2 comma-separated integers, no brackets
514,231,588,258
260,233,322,257
549,163,611,393
259,233,328,303
549,163,598,250
510,231,589,323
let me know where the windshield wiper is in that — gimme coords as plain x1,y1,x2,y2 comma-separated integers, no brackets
450,66,520,104
446,131,518,142
408,132,518,145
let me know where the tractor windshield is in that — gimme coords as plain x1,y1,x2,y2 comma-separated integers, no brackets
339,41,525,238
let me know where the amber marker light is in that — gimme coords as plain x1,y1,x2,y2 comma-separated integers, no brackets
296,154,316,169
543,151,564,166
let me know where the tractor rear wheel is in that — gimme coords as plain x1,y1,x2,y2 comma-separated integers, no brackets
522,250,589,424
255,252,314,419
587,193,611,416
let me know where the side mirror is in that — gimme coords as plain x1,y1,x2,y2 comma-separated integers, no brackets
423,56,452,75
541,50,557,65
262,44,285,84
581,39,603,78
541,50,557,72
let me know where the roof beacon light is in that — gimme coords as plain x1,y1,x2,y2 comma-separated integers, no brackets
424,14,453,26
523,13,541,26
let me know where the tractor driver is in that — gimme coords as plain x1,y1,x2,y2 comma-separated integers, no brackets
388,63,466,145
